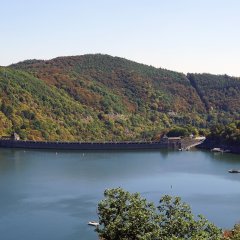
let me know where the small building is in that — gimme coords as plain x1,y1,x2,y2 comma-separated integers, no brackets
0,133,20,141
13,133,20,141
167,137,182,141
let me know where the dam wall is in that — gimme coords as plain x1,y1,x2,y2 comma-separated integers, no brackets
0,139,181,150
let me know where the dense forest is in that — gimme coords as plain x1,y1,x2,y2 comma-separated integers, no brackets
208,121,240,145
0,54,239,141
187,73,240,125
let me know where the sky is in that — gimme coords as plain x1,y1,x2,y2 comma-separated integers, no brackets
1,0,240,76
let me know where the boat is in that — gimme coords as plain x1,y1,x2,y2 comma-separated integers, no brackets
228,169,240,173
88,221,99,227
211,148,223,152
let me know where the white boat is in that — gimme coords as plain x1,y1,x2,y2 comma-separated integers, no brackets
88,221,99,227
211,148,223,152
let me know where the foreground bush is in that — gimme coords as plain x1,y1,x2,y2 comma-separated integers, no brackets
224,224,240,239
96,188,222,240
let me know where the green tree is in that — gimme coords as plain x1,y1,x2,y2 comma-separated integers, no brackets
157,195,222,240
1,102,13,118
96,188,222,240
224,224,240,240
167,127,189,137
96,188,161,240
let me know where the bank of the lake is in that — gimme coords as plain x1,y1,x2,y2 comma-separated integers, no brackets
0,148,240,240
198,138,240,154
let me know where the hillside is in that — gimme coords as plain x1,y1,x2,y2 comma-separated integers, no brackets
11,54,206,114
0,54,239,141
188,73,240,124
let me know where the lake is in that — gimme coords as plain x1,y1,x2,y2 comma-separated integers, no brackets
0,148,240,240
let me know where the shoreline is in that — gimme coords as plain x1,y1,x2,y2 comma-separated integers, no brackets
197,139,240,154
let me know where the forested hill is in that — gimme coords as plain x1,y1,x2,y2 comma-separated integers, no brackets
0,54,239,141
11,54,205,115
187,73,240,122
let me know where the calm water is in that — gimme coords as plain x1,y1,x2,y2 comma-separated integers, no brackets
0,148,240,240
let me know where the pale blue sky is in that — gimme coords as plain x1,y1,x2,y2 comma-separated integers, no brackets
1,0,240,76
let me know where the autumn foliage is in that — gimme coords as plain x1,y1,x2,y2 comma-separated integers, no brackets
0,54,239,141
